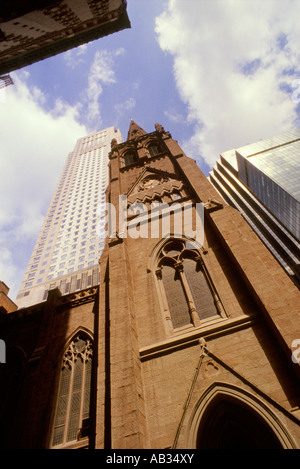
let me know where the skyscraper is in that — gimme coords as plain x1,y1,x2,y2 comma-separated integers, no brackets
209,128,300,288
16,126,123,308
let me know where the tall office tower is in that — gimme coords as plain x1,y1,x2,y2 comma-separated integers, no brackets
16,126,123,309
209,128,300,288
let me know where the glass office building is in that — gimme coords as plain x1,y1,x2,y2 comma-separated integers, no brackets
209,128,300,288
16,126,123,308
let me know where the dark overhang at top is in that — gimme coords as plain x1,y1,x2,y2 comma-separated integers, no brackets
0,0,130,75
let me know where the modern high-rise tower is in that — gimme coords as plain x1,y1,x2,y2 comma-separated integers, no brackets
16,126,123,308
209,128,300,288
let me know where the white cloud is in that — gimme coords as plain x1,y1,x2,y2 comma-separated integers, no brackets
0,46,126,301
0,247,19,303
155,0,300,167
64,43,88,68
86,48,126,129
0,72,88,301
114,97,136,124
164,109,186,124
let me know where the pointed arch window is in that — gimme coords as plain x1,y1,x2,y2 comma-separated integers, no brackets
156,239,225,331
51,333,93,448
123,150,138,167
147,142,161,157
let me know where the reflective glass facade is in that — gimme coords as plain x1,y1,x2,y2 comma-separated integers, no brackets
209,128,300,288
236,129,300,241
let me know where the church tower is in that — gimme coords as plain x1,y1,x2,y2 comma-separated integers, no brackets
0,121,299,449
94,121,300,449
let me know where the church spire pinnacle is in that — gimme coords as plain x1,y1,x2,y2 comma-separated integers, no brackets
127,119,147,141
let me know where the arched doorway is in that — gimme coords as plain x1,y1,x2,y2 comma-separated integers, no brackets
197,396,282,449
186,384,296,449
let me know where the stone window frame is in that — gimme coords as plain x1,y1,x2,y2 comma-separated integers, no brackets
150,237,226,336
50,330,93,449
121,148,138,167
146,139,162,158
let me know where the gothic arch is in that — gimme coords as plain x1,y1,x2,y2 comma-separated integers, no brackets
146,139,162,157
61,327,94,355
148,236,226,334
186,383,296,449
148,236,203,269
49,328,94,448
121,148,138,167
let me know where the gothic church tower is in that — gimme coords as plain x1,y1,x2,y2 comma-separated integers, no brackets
0,121,299,449
94,121,300,449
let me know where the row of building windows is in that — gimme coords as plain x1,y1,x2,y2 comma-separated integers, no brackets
25,229,101,287
20,136,111,294
25,258,99,287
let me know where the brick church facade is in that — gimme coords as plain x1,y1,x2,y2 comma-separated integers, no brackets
0,121,300,449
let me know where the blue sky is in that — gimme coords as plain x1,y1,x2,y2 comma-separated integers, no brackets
1,0,300,301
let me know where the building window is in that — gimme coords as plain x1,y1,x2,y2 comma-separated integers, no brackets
147,142,161,157
51,334,93,448
155,239,225,331
123,150,138,167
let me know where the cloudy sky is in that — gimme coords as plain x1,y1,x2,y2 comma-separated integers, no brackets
1,0,300,301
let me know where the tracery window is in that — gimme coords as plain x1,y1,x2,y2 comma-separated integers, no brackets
51,333,93,448
156,239,224,330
